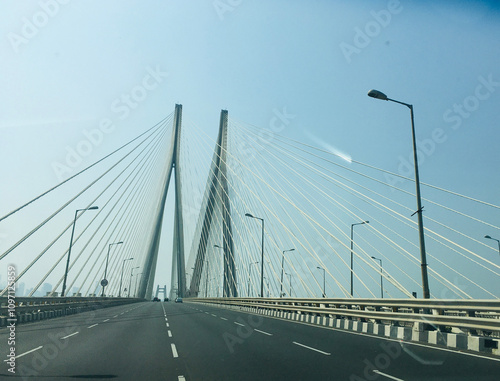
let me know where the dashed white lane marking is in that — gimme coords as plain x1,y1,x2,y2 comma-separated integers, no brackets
234,322,245,327
211,314,217,317
220,317,228,321
62,332,79,339
255,329,273,336
165,317,168,321
178,376,186,381
113,315,118,318
87,324,98,329
166,322,170,327
103,319,110,322
373,370,405,381
171,343,179,358
4,346,43,360
168,330,172,337
292,341,331,356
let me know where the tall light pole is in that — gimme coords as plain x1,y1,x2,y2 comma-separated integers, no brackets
205,260,210,298
317,266,326,298
248,261,259,297
101,241,123,297
280,248,294,297
350,221,369,297
286,273,292,297
371,256,384,298
119,257,133,297
245,213,265,297
128,266,139,298
485,235,500,256
368,89,430,299
134,272,143,297
62,206,98,297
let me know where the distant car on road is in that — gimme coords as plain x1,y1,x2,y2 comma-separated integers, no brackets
152,297,160,302
175,297,183,303
164,297,169,302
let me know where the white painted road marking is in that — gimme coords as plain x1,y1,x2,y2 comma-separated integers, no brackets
220,317,228,321
166,322,170,327
178,376,186,381
62,332,79,339
4,346,43,360
103,319,109,322
171,343,179,358
255,329,273,336
211,314,217,317
234,322,245,327
293,341,331,356
87,324,98,329
168,330,172,337
373,370,405,380
113,315,118,318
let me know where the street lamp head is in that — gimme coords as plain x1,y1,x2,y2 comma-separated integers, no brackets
88,206,99,210
117,241,124,245
485,235,492,239
245,213,254,218
214,244,222,248
371,256,376,259
367,89,388,101
364,221,369,224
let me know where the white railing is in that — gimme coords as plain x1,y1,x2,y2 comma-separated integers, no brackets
0,296,141,326
190,297,500,335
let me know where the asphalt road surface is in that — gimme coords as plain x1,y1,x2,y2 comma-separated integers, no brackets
0,301,499,380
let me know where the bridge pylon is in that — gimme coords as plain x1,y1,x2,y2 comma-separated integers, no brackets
137,104,186,299
189,110,237,298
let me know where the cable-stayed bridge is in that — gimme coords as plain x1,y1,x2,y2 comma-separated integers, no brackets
0,105,499,380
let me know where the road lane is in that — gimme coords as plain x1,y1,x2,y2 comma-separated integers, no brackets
1,301,498,380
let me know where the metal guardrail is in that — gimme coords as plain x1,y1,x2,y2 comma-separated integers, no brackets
190,297,500,335
0,297,142,326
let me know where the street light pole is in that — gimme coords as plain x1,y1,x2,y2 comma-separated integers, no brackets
134,272,143,297
248,261,258,297
368,89,430,299
350,221,369,297
128,266,139,298
371,256,383,298
62,206,98,297
119,257,133,297
205,260,210,298
102,241,123,297
245,213,265,297
286,273,292,297
485,235,500,256
317,266,326,297
280,248,294,297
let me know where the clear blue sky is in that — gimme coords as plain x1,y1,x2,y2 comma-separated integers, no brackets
0,1,499,297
